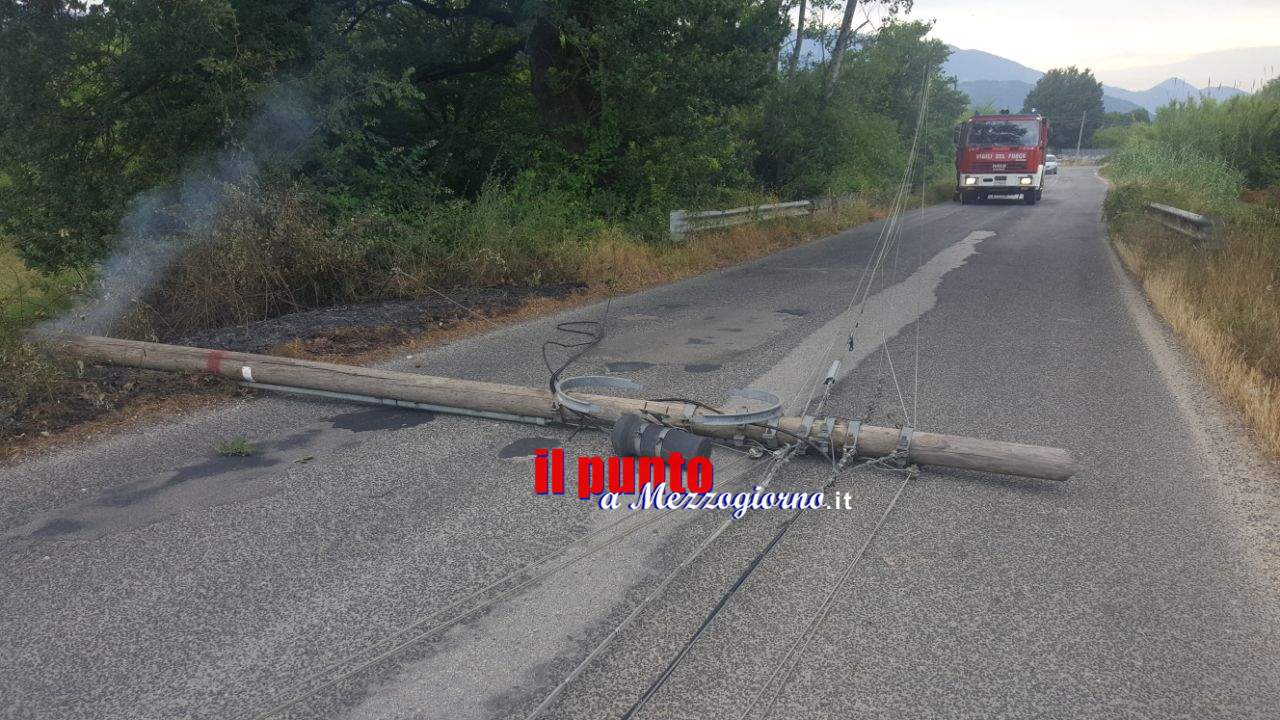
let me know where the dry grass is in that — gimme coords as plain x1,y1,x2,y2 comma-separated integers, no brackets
578,201,885,291
1112,218,1280,456
138,188,886,340
261,201,889,365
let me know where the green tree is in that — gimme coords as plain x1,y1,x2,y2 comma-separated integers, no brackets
1021,66,1105,148
758,20,965,196
1099,108,1151,128
1,0,977,280
0,0,302,270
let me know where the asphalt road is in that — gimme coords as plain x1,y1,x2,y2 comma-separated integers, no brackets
3,167,1279,719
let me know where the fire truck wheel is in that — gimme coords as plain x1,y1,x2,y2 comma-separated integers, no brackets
960,191,976,205
1023,191,1038,205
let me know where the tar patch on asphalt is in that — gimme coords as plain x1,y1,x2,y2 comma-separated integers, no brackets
330,408,436,432
499,437,563,460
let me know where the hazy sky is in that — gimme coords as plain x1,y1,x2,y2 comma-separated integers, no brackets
894,0,1280,89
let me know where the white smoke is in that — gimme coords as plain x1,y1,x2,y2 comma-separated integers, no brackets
38,84,315,337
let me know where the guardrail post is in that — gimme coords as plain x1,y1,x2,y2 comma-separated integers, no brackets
669,210,688,240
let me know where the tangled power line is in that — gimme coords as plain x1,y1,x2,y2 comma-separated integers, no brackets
525,66,938,720
252,63,939,720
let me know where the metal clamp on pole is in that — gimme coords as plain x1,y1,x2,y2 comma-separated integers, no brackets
815,417,837,456
844,420,862,458
760,421,780,449
797,415,817,454
894,426,915,468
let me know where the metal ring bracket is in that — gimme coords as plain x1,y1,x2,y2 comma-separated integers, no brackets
554,375,644,417
690,388,783,426
654,427,674,456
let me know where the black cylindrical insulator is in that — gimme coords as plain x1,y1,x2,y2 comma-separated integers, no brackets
611,413,646,457
611,413,714,459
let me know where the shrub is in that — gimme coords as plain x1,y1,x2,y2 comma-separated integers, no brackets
1106,141,1245,212
1151,95,1280,190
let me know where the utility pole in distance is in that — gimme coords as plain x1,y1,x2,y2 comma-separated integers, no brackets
1075,110,1087,155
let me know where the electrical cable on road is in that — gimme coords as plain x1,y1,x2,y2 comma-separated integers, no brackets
618,454,912,720
542,298,612,394
726,66,932,720
250,453,754,719
522,446,803,720
793,66,933,422
911,71,933,427
736,465,916,720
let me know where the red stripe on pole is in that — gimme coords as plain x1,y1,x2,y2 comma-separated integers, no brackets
205,350,226,375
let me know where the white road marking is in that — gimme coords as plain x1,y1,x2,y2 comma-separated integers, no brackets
747,230,996,413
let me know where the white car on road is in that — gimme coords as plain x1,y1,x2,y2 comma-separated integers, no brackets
1045,154,1059,175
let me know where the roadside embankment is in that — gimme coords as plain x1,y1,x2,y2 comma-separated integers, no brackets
1104,142,1280,456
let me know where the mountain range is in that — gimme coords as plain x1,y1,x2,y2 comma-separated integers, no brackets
945,47,1249,115
781,39,1259,114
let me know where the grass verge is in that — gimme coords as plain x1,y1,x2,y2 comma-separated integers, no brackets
1106,180,1280,456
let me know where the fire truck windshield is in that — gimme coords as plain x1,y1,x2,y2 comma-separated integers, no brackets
966,119,1040,148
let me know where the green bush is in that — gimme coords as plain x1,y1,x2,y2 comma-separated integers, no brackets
1106,141,1245,211
1149,94,1280,190
1093,123,1150,149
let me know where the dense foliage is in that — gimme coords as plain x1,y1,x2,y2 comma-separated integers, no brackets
0,0,966,274
1021,66,1105,148
1144,80,1280,190
1106,77,1280,211
1105,143,1245,210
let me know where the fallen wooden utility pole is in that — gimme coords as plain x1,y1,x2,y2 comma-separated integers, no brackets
42,335,1080,481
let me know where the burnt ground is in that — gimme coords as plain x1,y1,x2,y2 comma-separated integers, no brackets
1,365,237,454
174,283,582,354
2,283,583,458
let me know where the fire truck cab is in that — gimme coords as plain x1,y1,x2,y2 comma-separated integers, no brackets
955,112,1049,206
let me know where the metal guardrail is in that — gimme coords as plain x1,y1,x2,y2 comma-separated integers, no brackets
669,200,811,239
669,193,867,239
1143,202,1224,248
1054,148,1114,158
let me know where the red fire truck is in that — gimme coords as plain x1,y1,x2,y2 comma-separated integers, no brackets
954,112,1049,205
